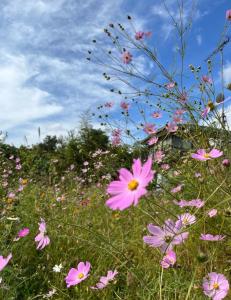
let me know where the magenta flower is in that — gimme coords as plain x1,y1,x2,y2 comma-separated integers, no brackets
203,272,229,300
174,199,205,208
35,218,50,250
122,51,132,64
161,250,176,269
17,227,30,238
191,149,223,161
208,209,217,218
65,261,91,288
0,254,12,272
147,136,158,146
226,10,231,21
143,219,189,252
135,31,151,40
143,123,156,134
106,157,154,210
200,234,225,241
177,213,196,227
104,102,114,108
91,270,118,290
222,159,230,167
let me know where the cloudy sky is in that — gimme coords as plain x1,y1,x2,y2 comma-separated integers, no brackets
1,0,230,145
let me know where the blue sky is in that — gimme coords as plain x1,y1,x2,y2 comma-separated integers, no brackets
1,0,231,146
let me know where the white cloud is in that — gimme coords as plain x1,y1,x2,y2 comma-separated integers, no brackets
223,62,231,85
0,53,63,132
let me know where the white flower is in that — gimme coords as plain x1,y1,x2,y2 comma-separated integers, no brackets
43,289,56,298
52,264,63,273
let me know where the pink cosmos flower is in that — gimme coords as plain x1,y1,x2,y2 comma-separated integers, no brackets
122,51,132,64
200,234,225,241
18,228,30,238
104,102,114,108
166,122,178,133
16,164,22,170
147,136,158,146
195,172,202,178
120,101,129,110
203,272,229,300
151,111,162,118
8,192,15,199
175,109,185,115
91,270,118,289
202,75,213,84
135,31,152,40
35,218,50,250
177,213,196,227
173,115,183,124
154,150,165,163
171,184,183,194
226,10,231,21
65,261,91,288
161,250,176,269
174,199,205,208
191,149,223,161
178,92,188,103
166,82,175,89
112,129,122,146
0,254,12,272
143,219,189,253
106,157,154,210
208,209,217,218
143,123,156,135
161,163,170,171
222,159,230,167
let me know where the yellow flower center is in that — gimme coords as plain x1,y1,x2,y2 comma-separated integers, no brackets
128,179,139,191
203,153,211,158
78,273,84,279
213,283,219,290
208,102,215,110
182,218,189,225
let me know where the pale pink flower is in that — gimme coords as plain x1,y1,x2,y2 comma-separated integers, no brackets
9,155,14,160
200,234,225,241
171,184,183,194
65,261,91,288
106,157,154,210
226,10,231,21
202,75,213,84
177,213,196,227
35,218,50,250
8,192,15,199
203,272,229,300
143,123,156,134
195,172,202,178
161,163,170,171
161,250,176,269
191,149,223,161
173,115,183,124
0,254,12,272
91,270,118,289
175,109,185,115
208,209,217,218
174,199,205,208
154,150,165,163
122,51,132,64
151,111,162,118
143,219,189,253
166,82,175,89
147,136,158,145
166,122,178,133
16,164,22,170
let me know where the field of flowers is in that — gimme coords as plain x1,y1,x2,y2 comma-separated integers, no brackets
1,3,231,300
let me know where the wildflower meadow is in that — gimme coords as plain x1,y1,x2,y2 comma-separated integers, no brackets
1,1,231,299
